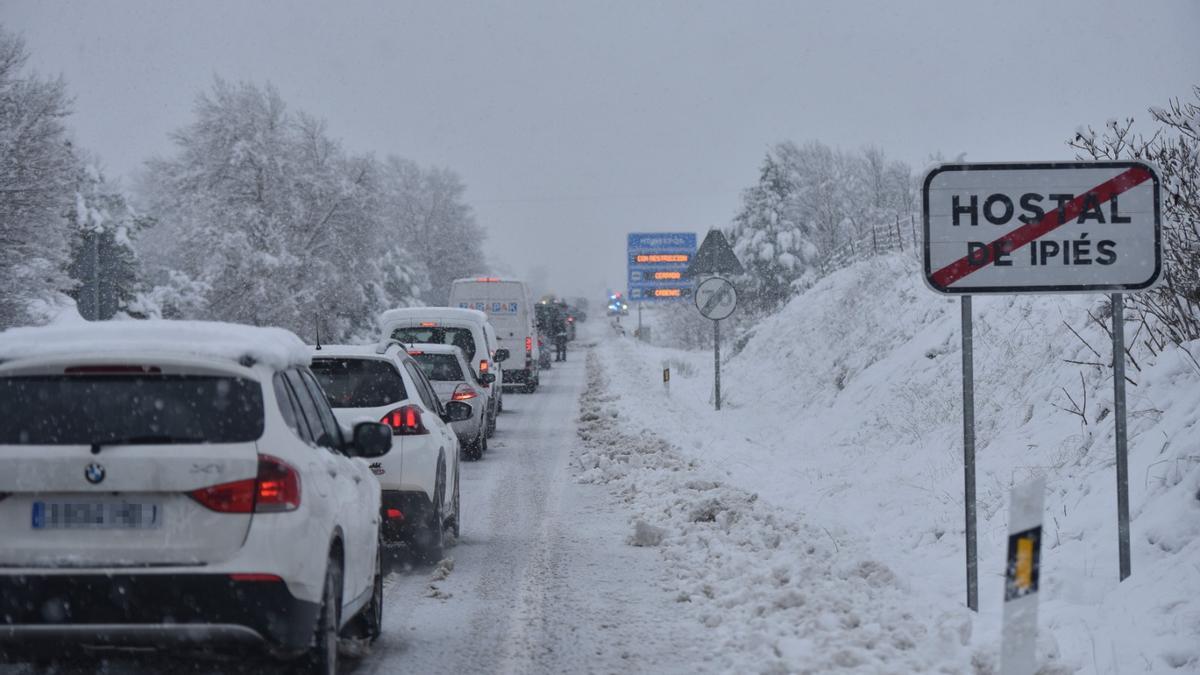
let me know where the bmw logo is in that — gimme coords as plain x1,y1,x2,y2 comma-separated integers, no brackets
84,463,106,485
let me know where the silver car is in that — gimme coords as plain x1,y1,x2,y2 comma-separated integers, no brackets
406,343,492,460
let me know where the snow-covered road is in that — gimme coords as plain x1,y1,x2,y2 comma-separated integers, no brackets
356,346,715,674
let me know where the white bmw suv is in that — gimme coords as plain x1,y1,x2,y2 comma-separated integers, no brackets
308,341,472,563
0,321,393,674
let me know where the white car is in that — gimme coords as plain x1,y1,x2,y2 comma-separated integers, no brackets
308,341,472,562
379,307,509,435
0,321,394,674
406,343,493,460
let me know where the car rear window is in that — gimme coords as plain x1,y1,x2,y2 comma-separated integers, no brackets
0,375,264,445
309,358,407,408
411,353,465,382
390,326,476,361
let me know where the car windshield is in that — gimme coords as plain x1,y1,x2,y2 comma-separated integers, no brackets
0,375,263,444
391,327,476,361
309,358,408,408
412,353,465,382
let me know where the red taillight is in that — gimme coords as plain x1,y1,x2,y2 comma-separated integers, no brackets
189,455,301,514
419,321,438,327
254,455,301,512
385,508,404,520
380,404,429,435
452,384,478,401
479,359,489,373
190,478,256,513
525,337,533,352
229,573,282,582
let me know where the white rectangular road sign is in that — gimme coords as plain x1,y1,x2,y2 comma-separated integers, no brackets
923,162,1161,294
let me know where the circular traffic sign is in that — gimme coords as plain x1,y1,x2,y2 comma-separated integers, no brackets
694,277,737,321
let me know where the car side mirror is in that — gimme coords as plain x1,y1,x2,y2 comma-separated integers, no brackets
351,422,393,458
494,349,510,363
442,400,474,423
480,372,496,385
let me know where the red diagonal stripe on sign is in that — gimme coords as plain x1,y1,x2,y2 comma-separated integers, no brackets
930,166,1152,288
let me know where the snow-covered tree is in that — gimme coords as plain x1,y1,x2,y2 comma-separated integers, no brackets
67,163,150,319
0,27,77,327
137,79,423,340
1071,88,1200,344
378,156,487,305
728,149,818,314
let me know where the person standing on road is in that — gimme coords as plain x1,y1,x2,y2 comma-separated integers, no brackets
553,312,568,362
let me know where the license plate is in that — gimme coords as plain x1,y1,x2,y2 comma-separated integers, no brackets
31,501,162,530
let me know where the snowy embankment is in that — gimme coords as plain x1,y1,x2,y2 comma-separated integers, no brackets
591,253,1200,673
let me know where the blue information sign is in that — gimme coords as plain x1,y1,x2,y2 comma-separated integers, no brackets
627,232,697,301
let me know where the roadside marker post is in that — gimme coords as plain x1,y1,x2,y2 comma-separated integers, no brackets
1000,478,1045,675
687,229,744,412
922,161,1161,609
663,366,671,397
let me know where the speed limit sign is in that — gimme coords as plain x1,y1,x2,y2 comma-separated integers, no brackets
695,277,737,321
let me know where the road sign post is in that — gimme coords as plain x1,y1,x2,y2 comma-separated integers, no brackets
695,276,737,411
1112,292,1131,580
962,295,978,612
923,161,1161,601
687,229,745,412
1000,479,1045,675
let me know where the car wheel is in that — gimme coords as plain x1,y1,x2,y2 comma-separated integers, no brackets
413,467,445,564
464,429,484,461
449,466,461,540
341,544,383,647
522,380,536,394
363,547,383,641
304,555,343,675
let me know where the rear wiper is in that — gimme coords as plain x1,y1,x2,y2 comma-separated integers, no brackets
90,435,206,455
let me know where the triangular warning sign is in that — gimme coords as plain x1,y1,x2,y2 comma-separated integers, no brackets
686,229,744,277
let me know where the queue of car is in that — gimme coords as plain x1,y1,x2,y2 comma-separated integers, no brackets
0,277,545,674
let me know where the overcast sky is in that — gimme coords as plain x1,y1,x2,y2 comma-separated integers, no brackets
4,0,1197,301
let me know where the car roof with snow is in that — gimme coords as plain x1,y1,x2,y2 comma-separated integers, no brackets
0,320,311,370
379,307,489,326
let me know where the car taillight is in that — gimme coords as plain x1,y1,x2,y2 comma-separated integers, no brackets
479,359,489,373
381,404,429,435
189,454,301,514
254,455,302,512
526,337,533,352
452,384,478,401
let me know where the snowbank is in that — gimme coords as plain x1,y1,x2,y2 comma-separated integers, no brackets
597,253,1200,673
0,319,312,370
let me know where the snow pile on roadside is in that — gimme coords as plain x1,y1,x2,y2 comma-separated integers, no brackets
577,351,980,673
599,252,1200,673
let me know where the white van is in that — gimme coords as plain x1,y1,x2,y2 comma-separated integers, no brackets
448,277,540,393
378,307,507,434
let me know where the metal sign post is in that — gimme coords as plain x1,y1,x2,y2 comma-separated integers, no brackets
713,320,721,410
962,295,978,612
695,276,738,412
923,161,1161,598
1112,293,1131,580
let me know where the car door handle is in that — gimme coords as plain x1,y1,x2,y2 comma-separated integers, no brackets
327,468,338,478
353,474,363,484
